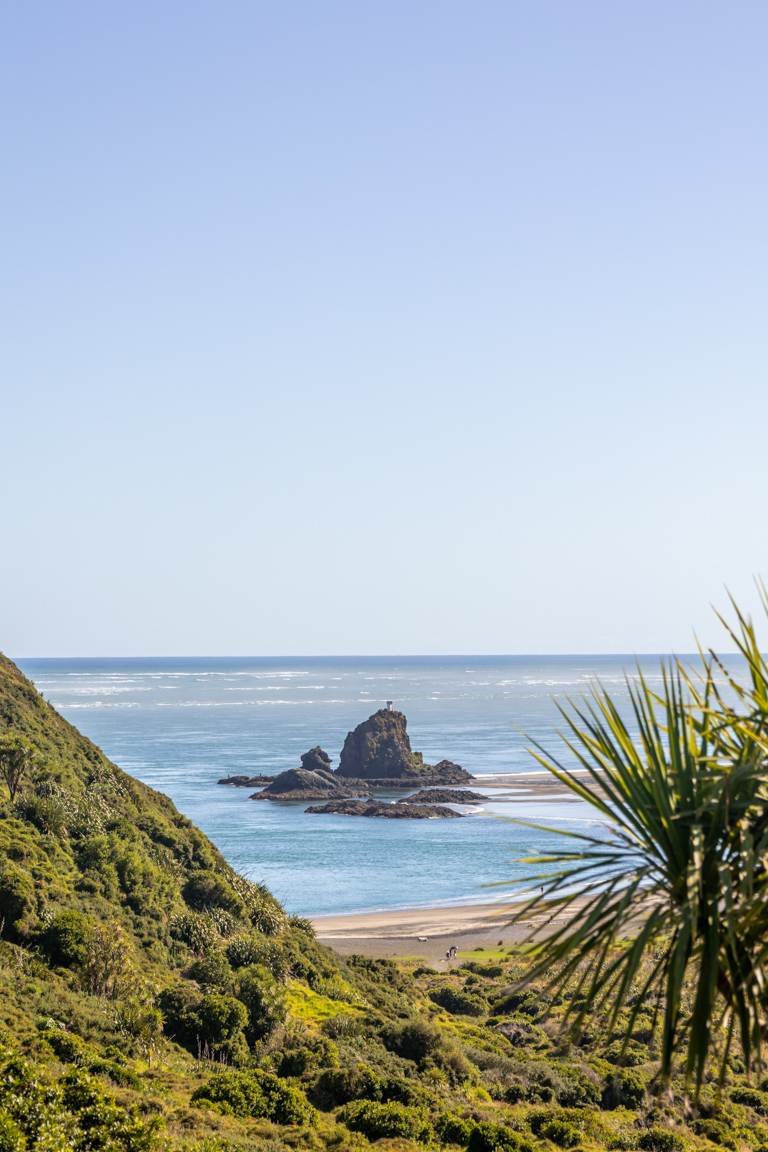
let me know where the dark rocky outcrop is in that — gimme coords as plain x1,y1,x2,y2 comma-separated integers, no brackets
336,709,471,783
428,759,472,784
398,788,486,805
300,746,333,775
218,773,274,787
250,767,368,802
305,798,464,819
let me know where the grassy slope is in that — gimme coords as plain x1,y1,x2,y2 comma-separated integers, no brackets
0,654,765,1152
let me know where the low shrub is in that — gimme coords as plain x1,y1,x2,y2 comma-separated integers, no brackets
601,1069,646,1110
430,985,487,1017
382,1018,443,1065
468,1120,533,1152
538,1118,582,1148
313,1063,383,1108
192,1069,315,1125
339,1099,432,1143
40,909,92,968
638,1128,685,1152
731,1087,768,1115
435,1112,478,1146
690,1118,738,1150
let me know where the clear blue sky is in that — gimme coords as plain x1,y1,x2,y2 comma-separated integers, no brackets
3,2,767,656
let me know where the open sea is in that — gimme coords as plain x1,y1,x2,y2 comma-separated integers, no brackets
18,655,682,917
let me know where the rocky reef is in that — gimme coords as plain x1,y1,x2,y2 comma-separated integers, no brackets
250,754,369,802
218,773,274,787
336,709,471,783
304,798,464,819
398,787,486,805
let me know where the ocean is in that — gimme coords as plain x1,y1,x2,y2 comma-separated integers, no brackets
18,655,678,917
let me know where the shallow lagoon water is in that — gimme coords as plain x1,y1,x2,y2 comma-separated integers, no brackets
19,655,681,916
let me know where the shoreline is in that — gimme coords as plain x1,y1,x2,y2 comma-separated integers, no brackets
311,893,578,963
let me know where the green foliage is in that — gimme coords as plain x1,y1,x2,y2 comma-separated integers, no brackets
338,1098,431,1142
312,1063,383,1108
0,1115,24,1152
235,964,286,1042
382,1018,444,1065
192,1069,315,1125
0,864,35,938
40,909,92,968
467,1120,533,1152
537,1118,582,1148
510,593,768,1092
730,1087,768,1114
0,1054,160,1150
435,1111,477,1146
0,734,34,803
601,1069,646,1110
637,1128,685,1152
430,984,487,1016
183,871,242,915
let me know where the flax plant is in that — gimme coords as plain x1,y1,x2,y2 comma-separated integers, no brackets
511,599,768,1093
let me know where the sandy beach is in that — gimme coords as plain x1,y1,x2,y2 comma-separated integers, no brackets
312,900,520,961
311,896,581,962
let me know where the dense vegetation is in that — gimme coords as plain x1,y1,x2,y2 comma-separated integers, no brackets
1,647,767,1151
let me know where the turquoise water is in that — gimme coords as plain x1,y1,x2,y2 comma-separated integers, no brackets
18,655,676,916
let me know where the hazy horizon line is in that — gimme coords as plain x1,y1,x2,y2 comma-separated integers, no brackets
12,650,731,662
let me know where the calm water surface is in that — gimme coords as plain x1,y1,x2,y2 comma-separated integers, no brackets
18,655,681,916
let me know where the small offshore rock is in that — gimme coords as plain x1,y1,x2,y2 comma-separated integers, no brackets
218,774,274,787
399,788,486,805
300,746,333,775
251,767,368,802
305,799,464,819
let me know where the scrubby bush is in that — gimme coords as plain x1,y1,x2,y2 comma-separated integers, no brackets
226,933,288,976
0,1114,24,1152
430,985,487,1017
313,1063,383,1108
382,1018,443,1065
690,1118,738,1150
0,864,35,937
44,1028,92,1065
339,1099,432,1142
185,950,233,992
235,964,286,1041
492,989,546,1018
604,1038,648,1067
192,1069,314,1125
538,1118,582,1147
0,1056,160,1151
435,1112,478,1145
40,909,92,968
601,1069,646,1110
731,1087,768,1115
159,986,247,1057
638,1128,685,1152
170,911,221,955
462,961,505,978
183,870,242,914
468,1120,533,1152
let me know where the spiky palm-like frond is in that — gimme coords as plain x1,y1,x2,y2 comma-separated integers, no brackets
511,602,768,1092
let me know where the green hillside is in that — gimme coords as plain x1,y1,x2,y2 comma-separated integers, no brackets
0,654,765,1152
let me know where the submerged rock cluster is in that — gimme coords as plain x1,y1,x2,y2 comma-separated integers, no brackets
305,798,464,819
